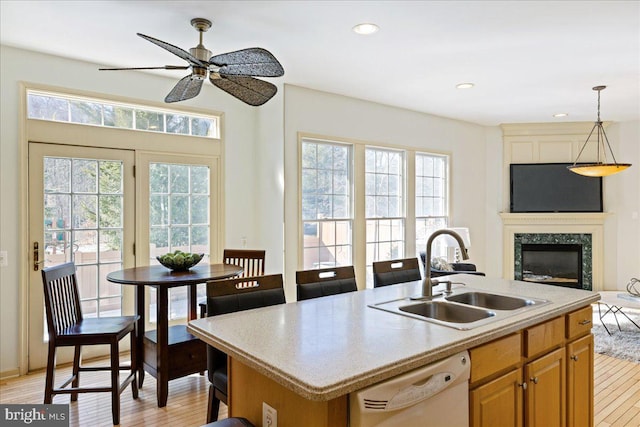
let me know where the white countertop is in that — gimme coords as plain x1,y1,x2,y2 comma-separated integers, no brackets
187,275,599,401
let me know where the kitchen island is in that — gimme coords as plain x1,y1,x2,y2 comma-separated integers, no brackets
188,275,599,426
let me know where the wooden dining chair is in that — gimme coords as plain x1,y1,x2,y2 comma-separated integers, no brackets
199,249,266,317
296,265,358,301
372,257,422,288
41,262,139,425
205,273,286,423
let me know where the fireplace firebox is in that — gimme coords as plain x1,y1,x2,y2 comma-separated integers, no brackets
521,243,582,289
513,232,592,291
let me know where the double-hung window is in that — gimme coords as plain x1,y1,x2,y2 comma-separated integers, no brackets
301,140,353,269
415,153,449,259
365,147,405,282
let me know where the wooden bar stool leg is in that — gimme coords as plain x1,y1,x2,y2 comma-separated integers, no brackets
44,342,56,404
130,330,139,399
207,384,221,423
71,345,81,402
111,341,120,425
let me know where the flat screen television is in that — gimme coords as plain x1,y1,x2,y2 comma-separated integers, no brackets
510,163,603,213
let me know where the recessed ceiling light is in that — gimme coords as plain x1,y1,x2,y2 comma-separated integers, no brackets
352,23,379,35
553,113,569,118
456,83,475,89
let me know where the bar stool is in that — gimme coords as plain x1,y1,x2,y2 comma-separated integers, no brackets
201,418,254,427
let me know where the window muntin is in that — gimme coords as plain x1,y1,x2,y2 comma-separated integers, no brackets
301,140,353,269
27,90,219,138
416,153,449,259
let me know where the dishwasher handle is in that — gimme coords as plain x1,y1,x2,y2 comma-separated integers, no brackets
385,372,455,411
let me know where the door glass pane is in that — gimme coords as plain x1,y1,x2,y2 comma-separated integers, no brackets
43,156,125,317
149,162,211,321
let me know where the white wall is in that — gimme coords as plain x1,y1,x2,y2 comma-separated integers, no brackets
0,45,283,375
607,121,640,288
282,85,495,302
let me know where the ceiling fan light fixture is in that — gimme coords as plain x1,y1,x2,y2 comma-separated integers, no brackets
567,85,631,177
352,23,379,35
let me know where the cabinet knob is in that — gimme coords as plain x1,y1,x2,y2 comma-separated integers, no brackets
578,319,591,326
571,355,579,361
518,382,528,390
530,377,539,384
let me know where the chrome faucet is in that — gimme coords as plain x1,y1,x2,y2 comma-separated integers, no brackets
421,229,470,297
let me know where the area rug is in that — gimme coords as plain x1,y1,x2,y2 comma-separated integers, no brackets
591,305,640,363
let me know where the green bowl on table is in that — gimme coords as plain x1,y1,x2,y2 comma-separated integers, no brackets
156,251,204,271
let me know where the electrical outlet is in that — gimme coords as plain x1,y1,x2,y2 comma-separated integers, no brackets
0,251,7,267
262,402,277,427
241,236,248,248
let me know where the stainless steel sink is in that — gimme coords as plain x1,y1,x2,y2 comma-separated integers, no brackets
445,292,540,310
400,301,495,323
369,287,549,330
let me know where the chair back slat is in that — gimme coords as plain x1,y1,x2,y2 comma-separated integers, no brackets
372,257,422,288
223,249,265,288
42,262,83,336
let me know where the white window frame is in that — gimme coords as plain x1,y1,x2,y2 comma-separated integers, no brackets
299,138,354,270
415,152,450,261
297,133,450,288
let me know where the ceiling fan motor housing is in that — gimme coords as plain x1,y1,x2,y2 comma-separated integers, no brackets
190,46,212,62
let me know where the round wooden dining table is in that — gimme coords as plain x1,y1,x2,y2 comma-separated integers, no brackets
107,263,243,407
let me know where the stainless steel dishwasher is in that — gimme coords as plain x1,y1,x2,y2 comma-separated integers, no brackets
349,351,470,427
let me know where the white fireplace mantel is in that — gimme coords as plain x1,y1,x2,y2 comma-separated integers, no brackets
501,212,608,291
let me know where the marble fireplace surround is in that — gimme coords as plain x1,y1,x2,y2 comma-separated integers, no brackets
500,213,607,292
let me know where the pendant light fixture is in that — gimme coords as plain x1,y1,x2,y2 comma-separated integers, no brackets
567,86,631,177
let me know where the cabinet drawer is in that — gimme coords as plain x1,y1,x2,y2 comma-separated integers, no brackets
470,333,522,383
168,337,207,380
524,316,564,358
566,305,593,340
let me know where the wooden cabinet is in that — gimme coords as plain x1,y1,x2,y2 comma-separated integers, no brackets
567,334,594,427
471,368,524,427
470,307,593,427
525,347,566,427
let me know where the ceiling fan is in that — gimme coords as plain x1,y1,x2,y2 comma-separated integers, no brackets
99,18,284,106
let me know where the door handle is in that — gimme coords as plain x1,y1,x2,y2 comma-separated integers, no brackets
33,242,45,271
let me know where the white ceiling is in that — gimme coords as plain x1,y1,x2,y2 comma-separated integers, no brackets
1,0,639,126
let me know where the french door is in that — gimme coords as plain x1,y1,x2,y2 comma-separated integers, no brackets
28,143,135,370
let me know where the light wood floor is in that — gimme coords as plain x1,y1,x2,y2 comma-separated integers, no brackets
1,353,638,426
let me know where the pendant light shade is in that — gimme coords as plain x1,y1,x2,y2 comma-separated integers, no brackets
567,86,631,177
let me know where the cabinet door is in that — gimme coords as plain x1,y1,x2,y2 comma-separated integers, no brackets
567,334,594,427
470,368,524,427
525,347,566,427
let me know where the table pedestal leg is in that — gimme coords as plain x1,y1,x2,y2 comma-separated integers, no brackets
157,287,169,407
135,286,145,388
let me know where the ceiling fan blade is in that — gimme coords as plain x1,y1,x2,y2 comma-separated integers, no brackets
210,75,277,106
210,48,284,77
165,75,205,103
137,33,207,67
99,65,190,71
